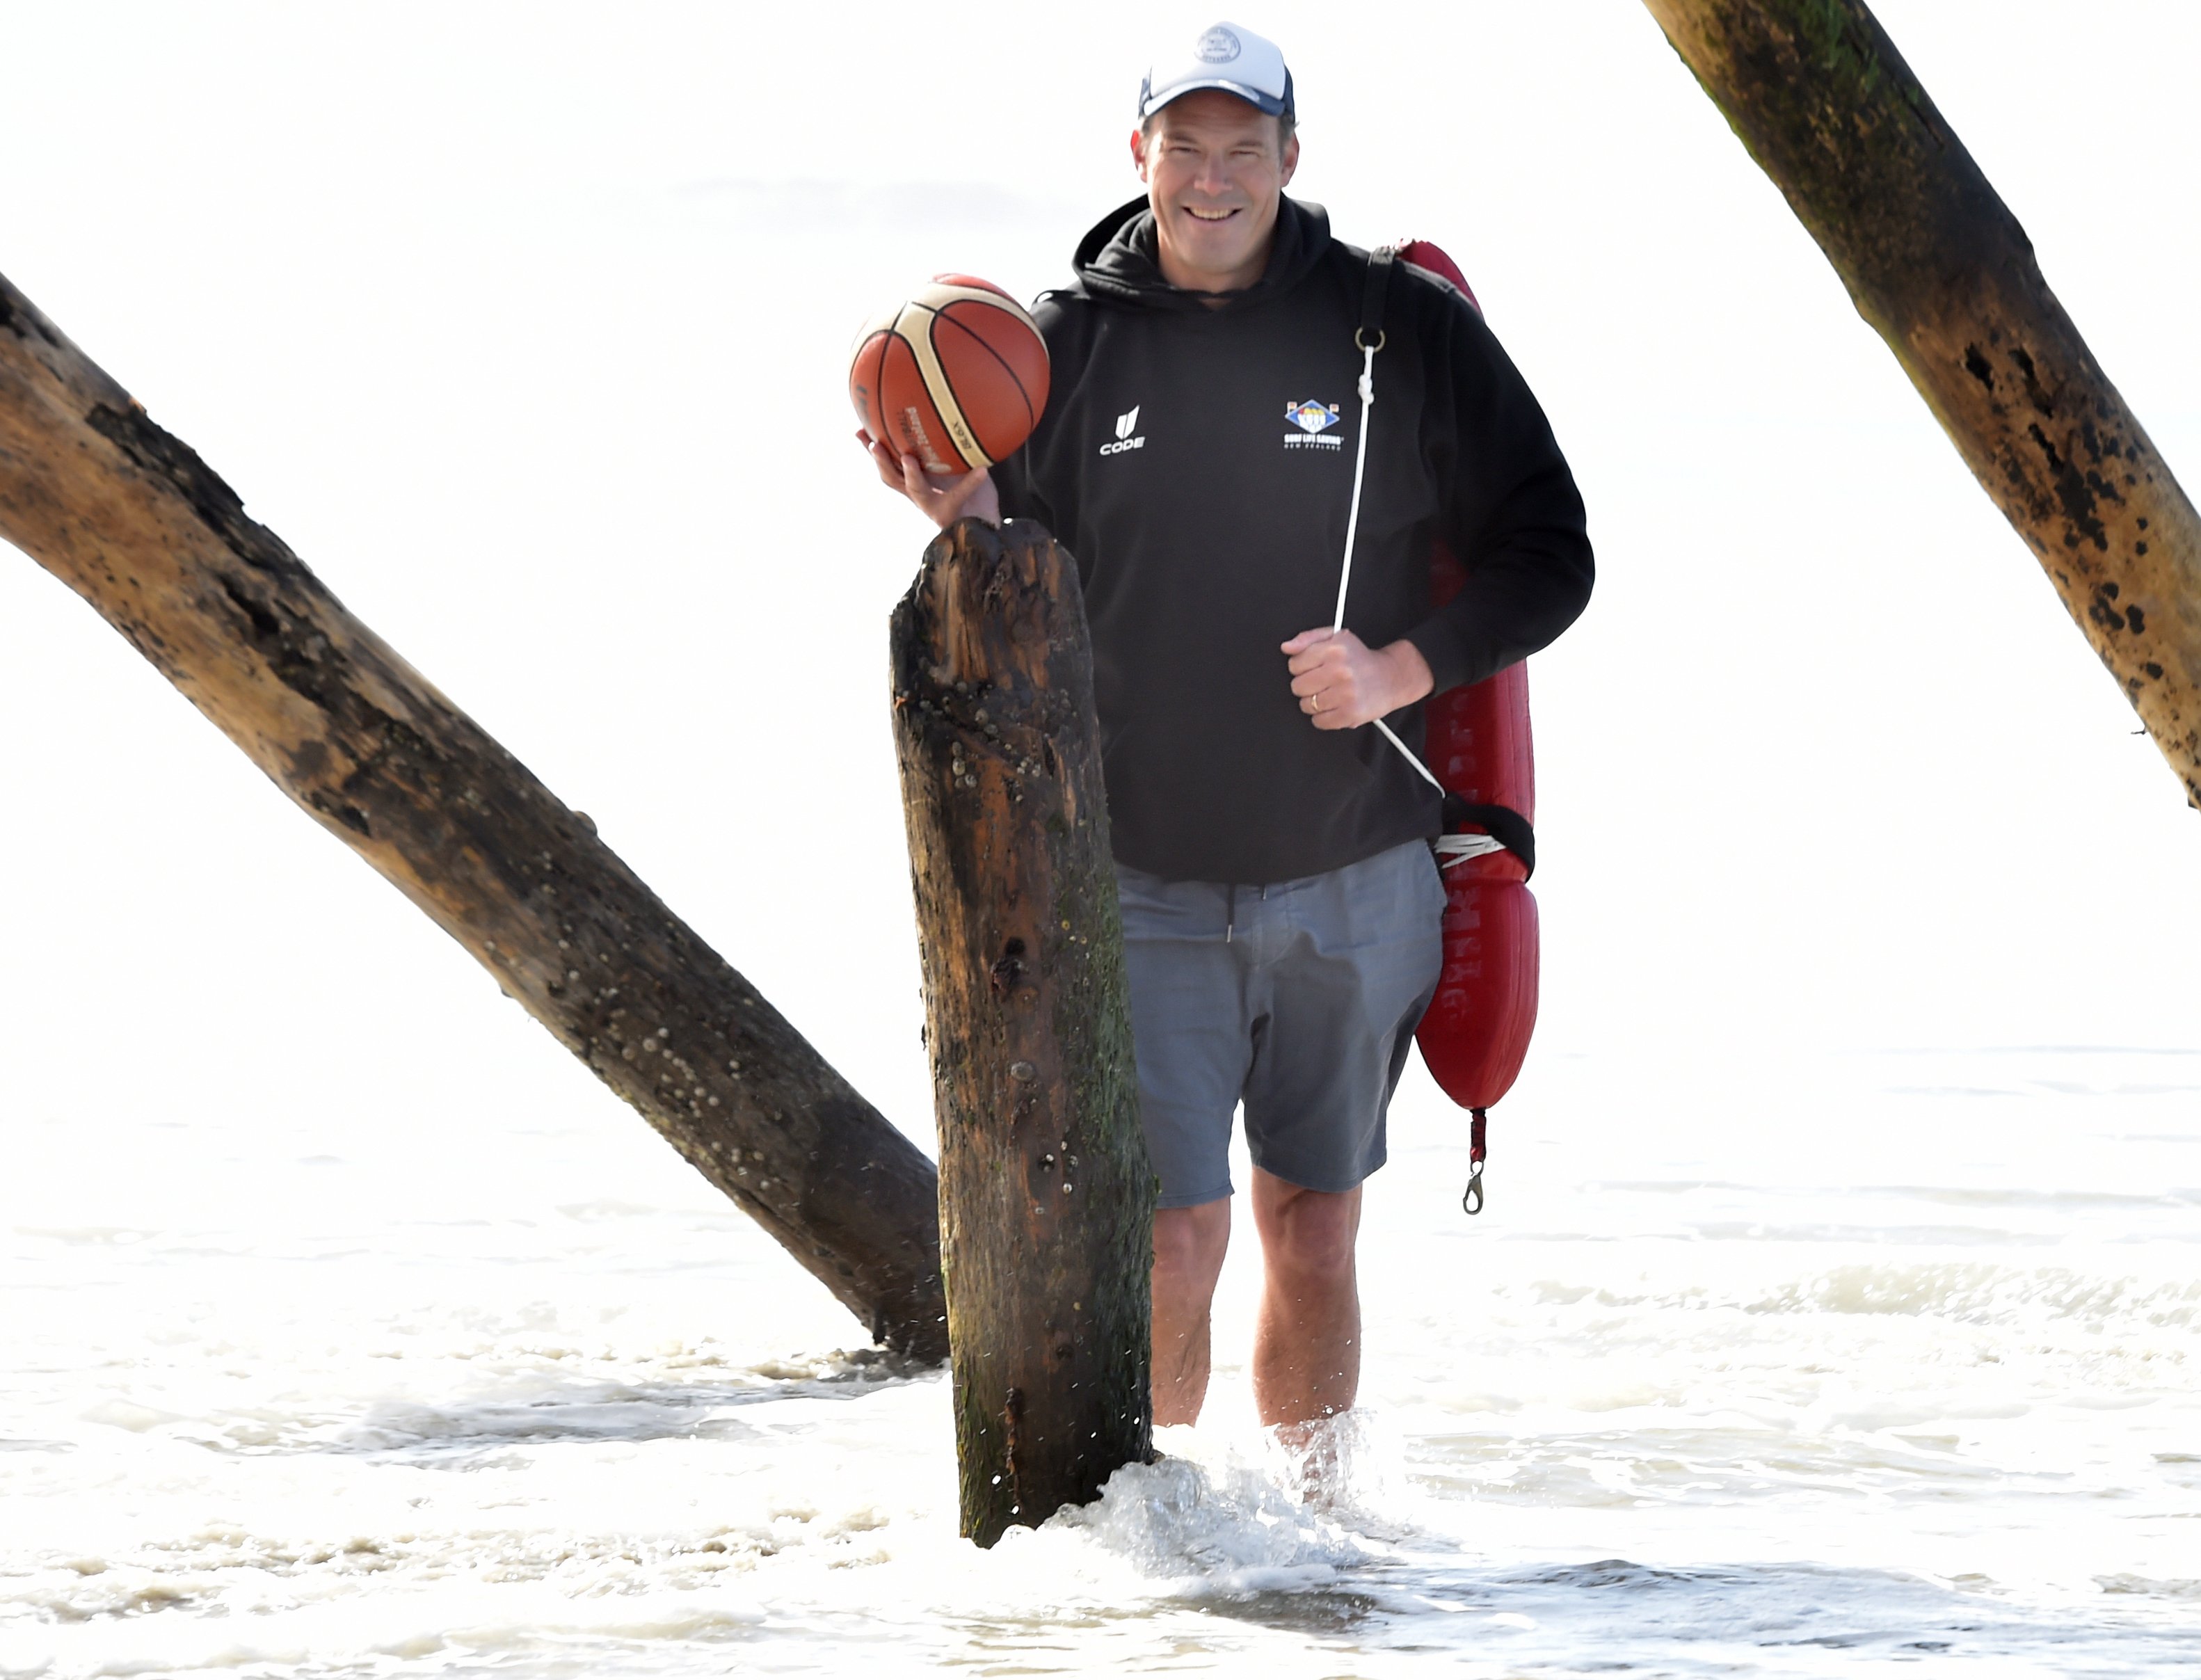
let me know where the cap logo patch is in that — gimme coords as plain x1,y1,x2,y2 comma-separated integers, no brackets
1195,26,1241,63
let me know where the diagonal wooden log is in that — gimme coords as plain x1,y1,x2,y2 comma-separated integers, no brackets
1642,0,2201,806
0,271,947,1361
890,518,1153,1546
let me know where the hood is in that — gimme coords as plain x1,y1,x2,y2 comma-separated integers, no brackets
1071,193,1334,314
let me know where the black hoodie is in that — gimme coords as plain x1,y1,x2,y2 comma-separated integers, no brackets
994,195,1592,886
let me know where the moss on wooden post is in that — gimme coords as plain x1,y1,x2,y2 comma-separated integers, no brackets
890,518,1153,1547
0,269,947,1360
1643,0,2201,805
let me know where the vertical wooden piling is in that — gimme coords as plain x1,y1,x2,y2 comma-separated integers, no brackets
888,518,1153,1546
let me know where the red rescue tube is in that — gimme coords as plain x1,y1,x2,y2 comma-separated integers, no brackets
1398,240,1539,1208
1417,557,1539,1110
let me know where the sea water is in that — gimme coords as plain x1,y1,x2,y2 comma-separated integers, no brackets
3,1043,2195,1678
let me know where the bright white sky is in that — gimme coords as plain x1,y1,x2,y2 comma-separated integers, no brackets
3,3,2198,1201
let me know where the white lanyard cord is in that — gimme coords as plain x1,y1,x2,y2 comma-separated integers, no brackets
1337,324,1497,872
1335,329,1446,798
1330,336,1382,637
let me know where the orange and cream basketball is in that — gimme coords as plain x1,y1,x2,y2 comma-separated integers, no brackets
849,276,1050,475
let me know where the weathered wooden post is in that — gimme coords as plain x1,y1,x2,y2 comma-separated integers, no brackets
0,271,947,1359
889,518,1153,1546
1641,0,2201,807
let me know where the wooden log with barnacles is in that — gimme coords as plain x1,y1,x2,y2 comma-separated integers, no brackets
0,270,946,1360
1641,0,2201,804
889,517,1153,1547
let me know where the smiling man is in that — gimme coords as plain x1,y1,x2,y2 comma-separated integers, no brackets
867,22,1592,1435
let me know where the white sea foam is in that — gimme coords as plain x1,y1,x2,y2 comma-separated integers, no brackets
2,1048,2196,1677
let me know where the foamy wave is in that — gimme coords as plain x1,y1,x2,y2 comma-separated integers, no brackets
141,1348,937,1461
1514,1263,2201,1331
1035,1414,1413,1597
1752,1264,2201,1328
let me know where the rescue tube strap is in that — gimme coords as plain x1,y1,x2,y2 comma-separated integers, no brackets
1441,795,1536,879
1359,243,1395,347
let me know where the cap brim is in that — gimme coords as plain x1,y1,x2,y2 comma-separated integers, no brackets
1139,78,1290,120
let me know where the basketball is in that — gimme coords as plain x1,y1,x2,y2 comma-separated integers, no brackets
849,275,1050,476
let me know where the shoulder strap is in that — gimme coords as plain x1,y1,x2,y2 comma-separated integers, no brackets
1359,244,1396,350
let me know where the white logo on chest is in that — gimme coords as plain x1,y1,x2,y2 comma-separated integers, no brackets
1098,404,1145,456
1283,399,1343,450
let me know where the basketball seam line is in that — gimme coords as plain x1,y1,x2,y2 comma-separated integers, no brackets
931,307,1038,451
899,303,990,472
924,285,1044,335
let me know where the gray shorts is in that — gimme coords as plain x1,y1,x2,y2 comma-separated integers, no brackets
1115,840,1446,1208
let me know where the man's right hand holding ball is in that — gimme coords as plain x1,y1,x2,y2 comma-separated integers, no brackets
858,429,1000,529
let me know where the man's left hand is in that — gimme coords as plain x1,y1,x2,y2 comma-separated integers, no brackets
1281,629,1435,730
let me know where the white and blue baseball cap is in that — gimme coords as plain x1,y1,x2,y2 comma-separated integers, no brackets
1138,22,1295,122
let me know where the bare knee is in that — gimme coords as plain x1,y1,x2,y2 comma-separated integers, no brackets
1253,1177,1361,1283
1153,1199,1230,1295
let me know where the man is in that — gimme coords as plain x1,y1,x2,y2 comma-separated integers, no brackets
865,22,1591,1432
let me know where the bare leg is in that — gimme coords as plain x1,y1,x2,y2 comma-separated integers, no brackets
1249,1167,1363,1428
1150,1199,1231,1426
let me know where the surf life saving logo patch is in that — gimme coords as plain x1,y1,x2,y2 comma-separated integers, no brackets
1283,399,1343,451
